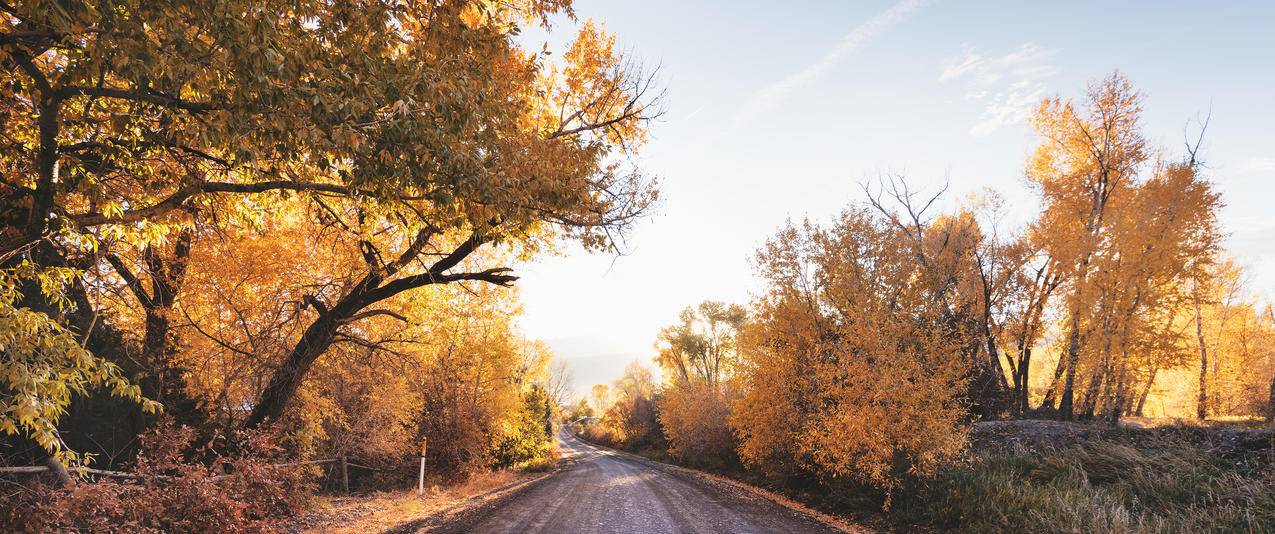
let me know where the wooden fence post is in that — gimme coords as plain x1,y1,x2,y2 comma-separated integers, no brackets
417,439,427,497
417,457,426,496
340,455,349,494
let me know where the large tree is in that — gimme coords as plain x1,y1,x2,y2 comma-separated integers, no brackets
1,0,660,454
1025,74,1221,420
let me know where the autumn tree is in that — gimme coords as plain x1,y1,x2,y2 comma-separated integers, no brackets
1,0,661,458
584,363,660,449
590,384,610,417
1027,74,1149,419
653,301,745,465
732,207,972,492
655,301,746,387
1180,259,1275,419
1025,73,1221,421
545,359,576,410
865,179,1017,417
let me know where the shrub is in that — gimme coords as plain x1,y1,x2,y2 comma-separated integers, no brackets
732,211,974,494
659,381,738,469
0,421,308,533
491,386,555,468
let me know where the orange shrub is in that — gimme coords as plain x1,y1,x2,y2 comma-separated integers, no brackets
731,211,972,493
658,381,738,468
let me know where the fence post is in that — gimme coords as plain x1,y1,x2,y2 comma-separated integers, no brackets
417,439,427,497
417,456,426,496
340,455,349,495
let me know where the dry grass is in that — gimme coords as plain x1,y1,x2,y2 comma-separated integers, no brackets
285,470,528,533
901,434,1275,533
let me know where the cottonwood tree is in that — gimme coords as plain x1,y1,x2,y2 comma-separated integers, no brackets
1027,73,1148,420
1022,74,1221,422
1,0,661,453
595,362,658,447
1097,159,1219,421
1185,260,1275,419
545,359,575,409
590,384,610,417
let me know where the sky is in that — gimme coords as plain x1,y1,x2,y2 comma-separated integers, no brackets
513,1,1275,399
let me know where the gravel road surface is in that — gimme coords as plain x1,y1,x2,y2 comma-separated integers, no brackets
444,430,843,534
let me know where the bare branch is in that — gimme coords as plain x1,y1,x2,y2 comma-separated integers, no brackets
340,309,409,324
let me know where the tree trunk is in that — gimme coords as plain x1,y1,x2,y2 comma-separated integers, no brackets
105,230,203,425
1079,365,1104,419
1194,289,1209,420
1135,367,1158,417
1087,314,1114,421
244,313,341,428
243,232,514,429
1059,311,1081,420
1268,375,1275,425
1268,308,1275,425
1108,348,1130,424
141,231,193,408
1040,348,1069,411
1016,345,1032,416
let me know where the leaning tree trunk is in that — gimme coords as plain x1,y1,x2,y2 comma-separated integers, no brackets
1079,365,1105,419
1039,349,1068,412
1135,367,1158,416
1014,345,1032,416
242,232,515,429
244,306,346,429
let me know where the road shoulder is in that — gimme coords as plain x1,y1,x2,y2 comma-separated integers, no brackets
380,468,562,534
279,468,561,534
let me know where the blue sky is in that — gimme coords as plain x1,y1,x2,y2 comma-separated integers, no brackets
515,1,1275,397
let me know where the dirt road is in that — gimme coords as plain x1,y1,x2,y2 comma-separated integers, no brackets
437,430,844,534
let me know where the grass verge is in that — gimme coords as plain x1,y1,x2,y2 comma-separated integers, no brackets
897,428,1275,533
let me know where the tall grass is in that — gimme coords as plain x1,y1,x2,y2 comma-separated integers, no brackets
901,440,1275,533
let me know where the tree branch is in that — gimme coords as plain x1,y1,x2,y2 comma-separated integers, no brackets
57,86,216,113
340,309,409,324
104,253,153,310
69,181,356,226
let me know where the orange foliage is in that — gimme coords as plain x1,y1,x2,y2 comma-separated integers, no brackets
732,210,971,491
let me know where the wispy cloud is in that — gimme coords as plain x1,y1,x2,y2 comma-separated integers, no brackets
940,43,1058,136
735,0,926,124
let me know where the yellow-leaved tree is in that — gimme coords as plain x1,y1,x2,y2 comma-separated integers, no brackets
1,0,661,461
654,301,745,467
